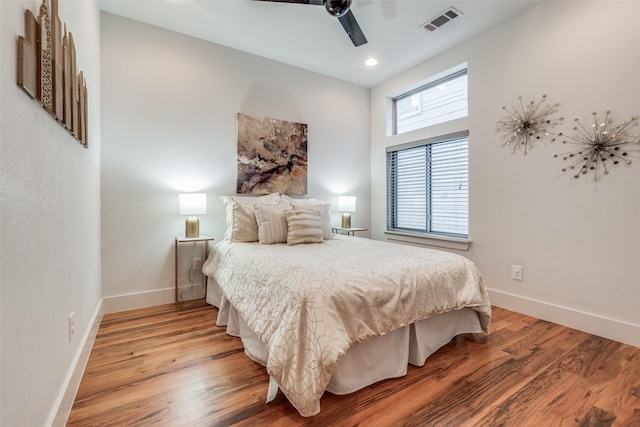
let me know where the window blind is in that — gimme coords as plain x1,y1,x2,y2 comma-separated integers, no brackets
387,133,469,239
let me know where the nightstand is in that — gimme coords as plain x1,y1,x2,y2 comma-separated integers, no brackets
175,235,214,314
332,227,367,236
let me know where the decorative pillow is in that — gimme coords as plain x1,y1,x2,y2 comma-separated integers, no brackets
294,204,332,240
254,204,292,244
280,194,323,206
284,209,324,246
220,193,281,242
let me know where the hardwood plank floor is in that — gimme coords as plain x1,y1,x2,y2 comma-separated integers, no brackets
67,304,640,426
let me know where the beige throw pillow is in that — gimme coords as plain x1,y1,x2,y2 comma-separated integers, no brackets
295,204,332,240
220,193,281,242
285,209,324,246
254,204,292,244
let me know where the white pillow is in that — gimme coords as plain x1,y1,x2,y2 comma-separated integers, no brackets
285,209,324,246
280,194,323,206
220,193,281,242
294,204,332,240
254,204,292,244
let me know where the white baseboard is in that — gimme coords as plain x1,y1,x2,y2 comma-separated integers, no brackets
48,299,104,427
103,284,205,314
488,289,640,348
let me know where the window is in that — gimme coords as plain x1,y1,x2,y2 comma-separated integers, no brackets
392,69,467,135
387,132,469,239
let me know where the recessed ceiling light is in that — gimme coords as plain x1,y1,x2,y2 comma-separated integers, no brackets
364,58,378,67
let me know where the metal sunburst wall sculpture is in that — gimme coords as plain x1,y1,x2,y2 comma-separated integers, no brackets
554,111,639,182
497,95,564,155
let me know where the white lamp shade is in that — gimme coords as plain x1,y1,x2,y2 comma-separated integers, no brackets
179,193,207,215
338,196,356,212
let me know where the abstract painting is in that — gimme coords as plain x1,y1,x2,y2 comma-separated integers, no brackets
237,113,308,195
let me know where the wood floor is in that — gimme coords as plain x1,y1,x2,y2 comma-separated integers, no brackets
67,304,640,426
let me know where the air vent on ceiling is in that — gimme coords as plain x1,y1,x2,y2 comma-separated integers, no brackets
422,7,463,32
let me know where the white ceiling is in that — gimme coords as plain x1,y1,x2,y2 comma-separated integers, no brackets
99,0,543,88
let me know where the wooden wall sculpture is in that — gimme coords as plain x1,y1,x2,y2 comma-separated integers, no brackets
17,0,89,148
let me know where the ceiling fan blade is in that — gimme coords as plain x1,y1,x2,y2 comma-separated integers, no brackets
338,10,367,46
255,0,366,47
253,0,324,5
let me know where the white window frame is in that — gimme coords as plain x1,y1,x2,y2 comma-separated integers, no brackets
386,130,469,242
385,65,470,250
392,68,468,136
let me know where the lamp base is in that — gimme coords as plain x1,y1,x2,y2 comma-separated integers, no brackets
341,213,351,229
185,216,199,238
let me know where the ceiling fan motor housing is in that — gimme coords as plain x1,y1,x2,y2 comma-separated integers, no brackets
325,0,351,18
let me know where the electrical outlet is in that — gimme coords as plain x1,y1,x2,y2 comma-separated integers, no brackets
193,257,202,270
69,312,75,342
511,265,523,281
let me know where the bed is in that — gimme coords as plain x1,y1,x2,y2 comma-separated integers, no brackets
202,200,491,417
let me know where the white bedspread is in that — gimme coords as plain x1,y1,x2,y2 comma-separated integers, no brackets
202,235,491,417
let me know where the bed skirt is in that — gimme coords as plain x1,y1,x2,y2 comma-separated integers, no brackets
207,278,483,396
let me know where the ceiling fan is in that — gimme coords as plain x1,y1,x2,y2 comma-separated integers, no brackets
255,0,368,47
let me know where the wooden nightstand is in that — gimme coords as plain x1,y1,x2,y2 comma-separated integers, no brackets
332,227,367,236
175,235,214,314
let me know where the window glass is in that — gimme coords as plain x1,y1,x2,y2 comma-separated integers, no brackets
393,70,467,135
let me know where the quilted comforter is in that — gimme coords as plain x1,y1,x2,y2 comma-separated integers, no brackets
202,235,491,416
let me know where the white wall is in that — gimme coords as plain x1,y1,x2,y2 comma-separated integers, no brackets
0,1,102,425
100,13,371,312
371,1,640,347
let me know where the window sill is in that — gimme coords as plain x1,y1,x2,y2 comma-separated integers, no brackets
384,231,471,251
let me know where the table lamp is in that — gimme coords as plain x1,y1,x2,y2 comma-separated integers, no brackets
338,196,356,229
179,193,207,238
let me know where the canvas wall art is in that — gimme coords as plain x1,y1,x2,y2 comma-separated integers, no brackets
237,113,308,195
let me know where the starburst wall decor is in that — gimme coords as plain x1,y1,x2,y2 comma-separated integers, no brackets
497,95,564,155
554,111,639,182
